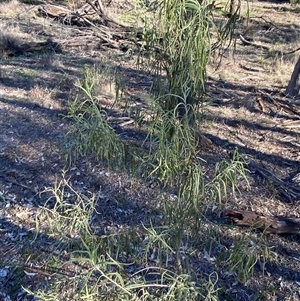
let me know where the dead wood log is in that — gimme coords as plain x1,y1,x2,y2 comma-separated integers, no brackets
225,209,300,234
37,4,88,26
37,4,71,19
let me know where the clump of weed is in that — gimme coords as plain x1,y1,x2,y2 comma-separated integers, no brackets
25,177,224,300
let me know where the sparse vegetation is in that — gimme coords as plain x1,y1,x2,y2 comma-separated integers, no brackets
0,0,300,300
141,0,240,123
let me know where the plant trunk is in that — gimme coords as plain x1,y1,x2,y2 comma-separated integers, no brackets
286,56,300,97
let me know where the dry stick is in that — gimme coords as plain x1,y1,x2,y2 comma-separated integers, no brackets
74,12,121,49
248,160,300,201
79,15,113,39
239,35,269,51
249,15,281,31
86,0,132,29
96,0,105,15
86,0,111,23
76,2,95,16
250,15,300,56
240,26,300,56
86,0,105,15
282,46,300,56
258,90,300,116
281,120,300,129
24,266,52,277
93,31,120,49
256,95,266,112
0,173,34,191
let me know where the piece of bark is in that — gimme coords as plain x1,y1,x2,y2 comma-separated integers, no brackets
37,4,71,18
225,209,300,234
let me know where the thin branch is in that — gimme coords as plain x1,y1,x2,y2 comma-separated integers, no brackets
282,46,300,56
239,35,269,51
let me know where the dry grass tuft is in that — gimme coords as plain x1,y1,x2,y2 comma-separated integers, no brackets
0,0,27,17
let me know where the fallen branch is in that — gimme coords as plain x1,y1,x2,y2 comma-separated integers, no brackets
239,34,269,51
225,209,300,234
248,160,300,202
257,90,300,116
0,173,34,192
87,0,105,16
36,2,142,52
282,46,300,56
249,15,281,32
37,4,71,19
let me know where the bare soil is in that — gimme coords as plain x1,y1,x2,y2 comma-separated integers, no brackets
0,0,300,300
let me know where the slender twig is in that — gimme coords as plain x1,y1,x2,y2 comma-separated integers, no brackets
282,46,300,56
239,35,269,51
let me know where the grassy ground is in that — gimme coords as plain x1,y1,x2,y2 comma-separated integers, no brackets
0,0,300,300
